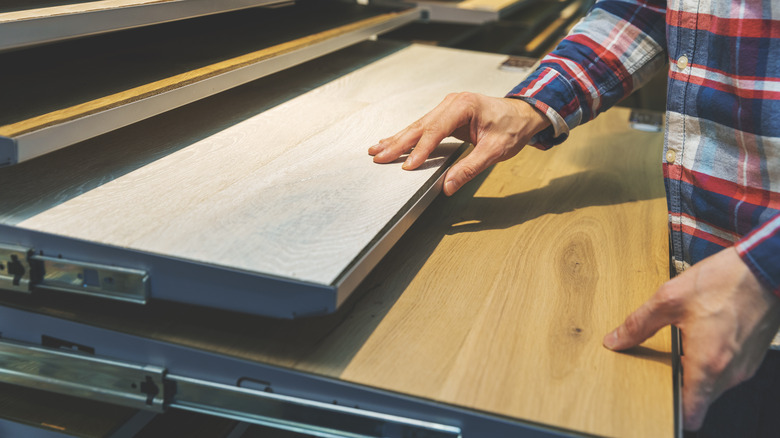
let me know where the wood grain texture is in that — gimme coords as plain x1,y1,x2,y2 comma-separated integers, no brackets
0,4,408,138
1,43,532,286
0,106,672,436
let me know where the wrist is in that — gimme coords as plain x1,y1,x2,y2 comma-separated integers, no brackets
506,97,551,138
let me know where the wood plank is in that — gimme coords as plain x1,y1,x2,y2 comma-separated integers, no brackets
0,3,411,138
0,105,672,436
0,0,167,22
0,42,532,288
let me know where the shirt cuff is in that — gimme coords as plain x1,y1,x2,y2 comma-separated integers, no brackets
505,66,583,150
736,213,780,299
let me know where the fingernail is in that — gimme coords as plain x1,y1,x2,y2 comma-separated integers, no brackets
603,329,619,350
402,156,416,170
444,180,456,195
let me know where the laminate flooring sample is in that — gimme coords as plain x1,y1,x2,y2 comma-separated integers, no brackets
0,42,534,314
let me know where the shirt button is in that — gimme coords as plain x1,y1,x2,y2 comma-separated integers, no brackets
676,55,689,70
666,149,677,163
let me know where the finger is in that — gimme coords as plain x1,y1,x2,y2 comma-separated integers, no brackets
402,101,476,170
603,288,679,351
369,93,462,161
370,125,424,163
441,140,502,195
681,358,715,430
402,128,455,170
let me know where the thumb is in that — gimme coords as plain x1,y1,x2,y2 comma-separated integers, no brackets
442,147,494,196
603,294,676,351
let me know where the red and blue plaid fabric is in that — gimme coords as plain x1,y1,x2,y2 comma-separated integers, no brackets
507,0,780,296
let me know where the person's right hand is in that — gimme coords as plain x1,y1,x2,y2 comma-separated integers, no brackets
368,92,551,196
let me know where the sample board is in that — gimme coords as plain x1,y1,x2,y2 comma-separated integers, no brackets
0,41,535,318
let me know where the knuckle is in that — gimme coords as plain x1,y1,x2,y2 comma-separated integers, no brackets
459,164,480,181
622,311,644,337
699,350,732,378
654,283,684,312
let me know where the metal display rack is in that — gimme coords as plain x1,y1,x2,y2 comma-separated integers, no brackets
0,2,419,166
0,0,289,52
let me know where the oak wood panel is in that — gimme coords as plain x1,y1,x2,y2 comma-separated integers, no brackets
0,3,409,138
0,107,672,436
1,43,531,287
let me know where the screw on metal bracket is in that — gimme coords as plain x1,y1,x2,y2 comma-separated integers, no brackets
6,255,25,286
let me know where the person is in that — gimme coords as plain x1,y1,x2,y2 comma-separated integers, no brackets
368,0,780,432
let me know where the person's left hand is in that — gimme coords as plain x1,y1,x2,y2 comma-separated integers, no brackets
603,247,780,430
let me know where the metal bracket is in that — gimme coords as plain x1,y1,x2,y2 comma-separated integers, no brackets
0,336,460,438
0,339,166,412
171,376,463,438
34,255,149,304
0,243,149,304
0,244,32,293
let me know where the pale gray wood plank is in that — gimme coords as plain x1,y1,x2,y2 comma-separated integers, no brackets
9,44,531,285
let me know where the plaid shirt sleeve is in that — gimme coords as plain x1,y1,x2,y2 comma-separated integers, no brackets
737,215,780,296
505,0,780,297
506,0,668,149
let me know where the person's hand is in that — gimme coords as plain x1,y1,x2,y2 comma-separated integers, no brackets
368,92,550,196
603,247,780,430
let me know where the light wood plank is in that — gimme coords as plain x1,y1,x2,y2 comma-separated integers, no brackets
0,0,167,22
0,6,409,138
2,44,532,286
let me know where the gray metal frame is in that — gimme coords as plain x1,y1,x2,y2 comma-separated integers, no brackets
0,6,420,167
0,0,289,53
0,304,590,437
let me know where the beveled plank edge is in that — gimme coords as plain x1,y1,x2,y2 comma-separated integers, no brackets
333,143,468,307
3,8,421,166
0,0,288,51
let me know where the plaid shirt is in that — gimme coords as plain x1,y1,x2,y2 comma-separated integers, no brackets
507,0,780,297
